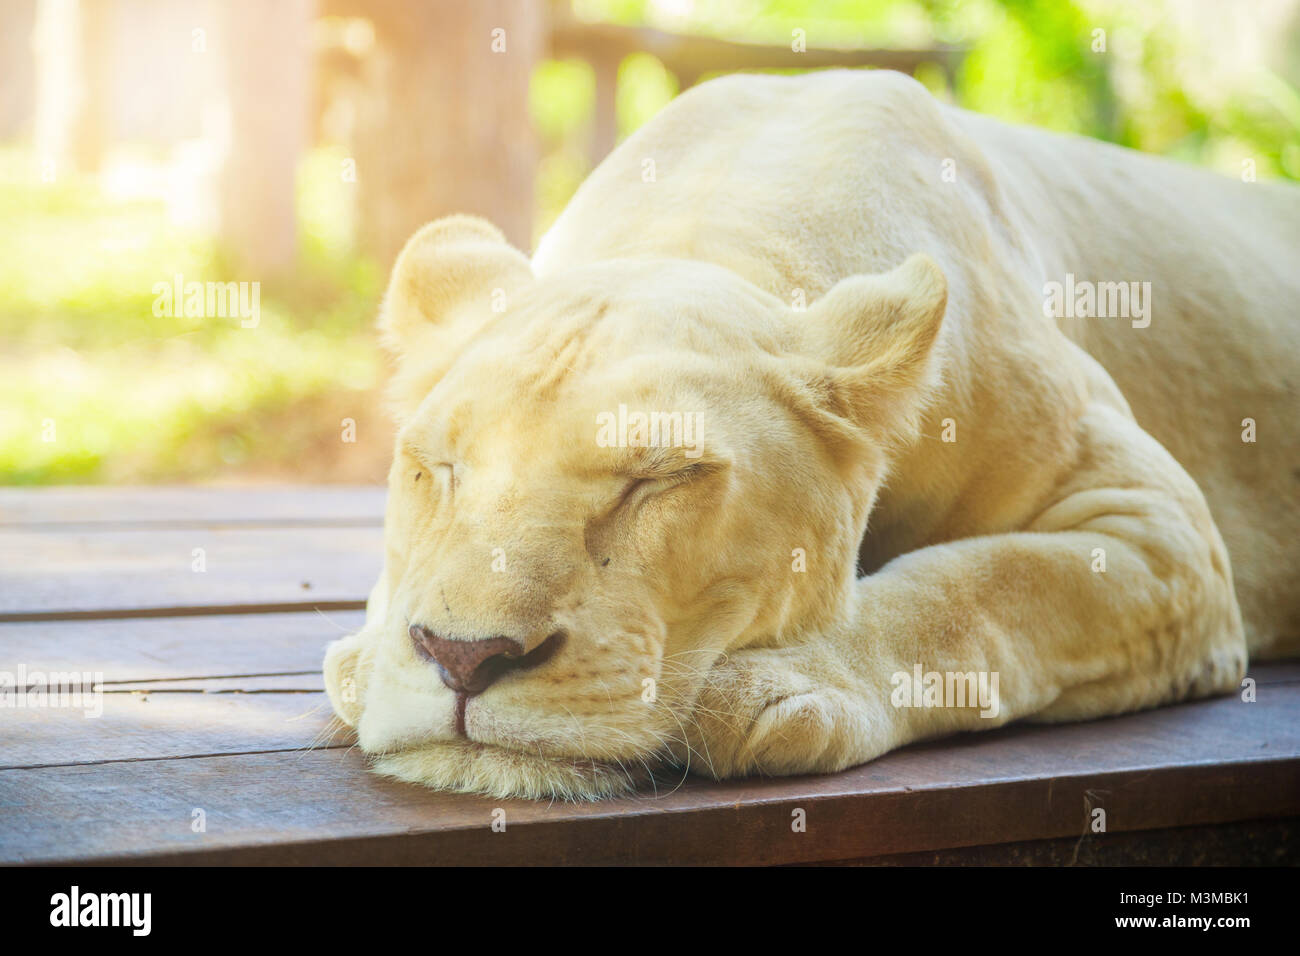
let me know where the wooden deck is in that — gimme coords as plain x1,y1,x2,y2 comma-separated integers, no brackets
1,486,1296,866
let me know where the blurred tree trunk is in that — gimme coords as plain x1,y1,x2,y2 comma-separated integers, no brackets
588,47,620,167
218,0,314,275
0,0,37,140
69,0,110,172
354,0,544,269
32,0,78,177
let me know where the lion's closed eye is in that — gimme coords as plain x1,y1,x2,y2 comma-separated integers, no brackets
617,476,656,507
617,461,719,510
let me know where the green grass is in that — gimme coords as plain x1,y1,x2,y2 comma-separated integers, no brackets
0,146,385,484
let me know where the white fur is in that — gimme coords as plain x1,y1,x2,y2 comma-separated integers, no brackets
326,71,1297,799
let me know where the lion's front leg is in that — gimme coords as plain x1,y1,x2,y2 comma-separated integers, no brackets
685,405,1248,782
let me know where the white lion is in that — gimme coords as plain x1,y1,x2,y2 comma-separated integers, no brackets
325,70,1299,800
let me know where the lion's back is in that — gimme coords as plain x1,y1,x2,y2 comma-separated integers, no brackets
537,69,1300,655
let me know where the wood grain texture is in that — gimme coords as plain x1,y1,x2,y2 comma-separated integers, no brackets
0,611,363,681
0,485,385,527
2,485,1295,866
0,691,341,769
0,527,381,619
0,611,344,768
1,686,1296,865
817,818,1300,866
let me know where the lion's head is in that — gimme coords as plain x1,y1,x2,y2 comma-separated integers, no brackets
323,215,946,799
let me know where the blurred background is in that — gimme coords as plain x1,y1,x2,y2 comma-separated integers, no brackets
2,0,1297,487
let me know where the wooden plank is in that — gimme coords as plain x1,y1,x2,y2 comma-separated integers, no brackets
0,611,363,682
0,692,340,769
0,611,343,766
1,687,1295,865
547,21,963,87
1,614,1290,774
819,818,1300,866
0,527,381,620
0,485,385,528
4,746,1294,867
0,480,1293,863
0,612,1290,779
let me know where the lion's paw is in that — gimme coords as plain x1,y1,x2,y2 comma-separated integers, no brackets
685,649,888,780
743,692,842,774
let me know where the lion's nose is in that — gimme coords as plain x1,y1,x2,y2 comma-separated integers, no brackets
409,625,525,695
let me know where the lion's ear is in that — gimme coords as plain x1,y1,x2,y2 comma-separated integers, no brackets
801,254,948,445
381,215,533,347
380,215,534,416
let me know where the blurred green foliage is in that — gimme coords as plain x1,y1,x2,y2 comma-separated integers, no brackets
5,0,1296,484
535,0,1298,227
565,0,1299,179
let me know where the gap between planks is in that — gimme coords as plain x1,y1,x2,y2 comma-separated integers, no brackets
0,600,366,624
